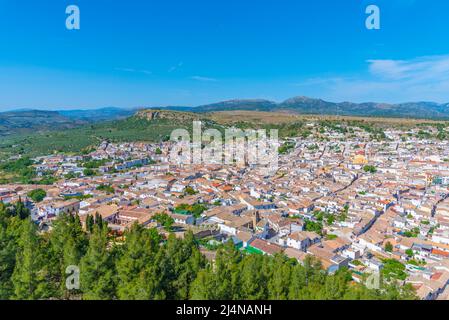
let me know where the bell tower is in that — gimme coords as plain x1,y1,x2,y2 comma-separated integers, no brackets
252,210,260,230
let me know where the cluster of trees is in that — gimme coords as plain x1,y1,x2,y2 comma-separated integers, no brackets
278,142,295,155
184,186,198,196
0,206,204,300
318,121,348,135
82,159,109,169
0,203,417,300
381,259,408,281
348,122,387,141
0,157,35,184
27,189,47,203
0,157,34,173
65,172,81,180
363,165,377,174
174,203,207,218
83,168,98,177
313,211,337,226
190,243,416,300
152,213,175,231
402,227,420,238
96,184,115,194
304,219,323,235
0,158,57,185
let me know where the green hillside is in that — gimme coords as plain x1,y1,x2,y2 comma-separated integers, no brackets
0,111,206,159
0,108,445,161
0,110,84,136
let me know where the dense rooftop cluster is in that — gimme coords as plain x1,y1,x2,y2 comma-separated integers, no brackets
2,120,449,299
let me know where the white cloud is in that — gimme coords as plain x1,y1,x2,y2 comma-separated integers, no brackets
190,76,218,82
295,55,449,103
115,67,152,75
168,62,184,73
367,55,449,82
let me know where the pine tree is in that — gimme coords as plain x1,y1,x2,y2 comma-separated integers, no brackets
7,198,30,220
267,254,292,300
189,239,243,300
94,212,105,230
85,214,94,233
11,218,52,299
289,255,325,300
116,223,161,299
322,268,351,300
191,241,241,300
189,267,216,300
80,225,115,300
288,263,308,299
0,207,17,299
138,247,168,299
239,255,266,300
48,214,87,299
163,232,205,299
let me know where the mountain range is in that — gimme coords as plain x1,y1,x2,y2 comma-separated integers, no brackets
171,97,449,119
2,97,449,136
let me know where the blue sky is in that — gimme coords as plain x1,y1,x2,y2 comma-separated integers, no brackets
0,0,449,110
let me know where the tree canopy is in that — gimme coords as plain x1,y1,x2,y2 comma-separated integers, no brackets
0,204,417,300
27,189,47,203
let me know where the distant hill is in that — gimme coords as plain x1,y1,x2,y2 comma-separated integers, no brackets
0,110,84,136
59,107,134,122
195,99,277,112
0,107,135,136
147,106,196,112
136,109,201,122
2,96,449,138
167,96,449,120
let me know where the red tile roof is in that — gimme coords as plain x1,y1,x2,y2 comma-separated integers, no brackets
432,249,449,257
